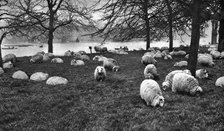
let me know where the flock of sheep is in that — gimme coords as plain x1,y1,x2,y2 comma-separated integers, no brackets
1,44,224,108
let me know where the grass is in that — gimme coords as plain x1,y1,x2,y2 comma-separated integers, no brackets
0,49,224,131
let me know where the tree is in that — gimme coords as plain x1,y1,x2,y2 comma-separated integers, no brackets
218,0,224,51
18,0,94,53
188,0,202,77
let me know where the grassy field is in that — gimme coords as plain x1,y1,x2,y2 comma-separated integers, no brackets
0,49,224,131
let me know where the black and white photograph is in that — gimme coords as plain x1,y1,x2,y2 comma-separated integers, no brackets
0,0,223,130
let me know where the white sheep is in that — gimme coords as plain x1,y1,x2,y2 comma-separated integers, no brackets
12,70,29,80
51,58,64,63
64,50,72,56
43,54,50,62
164,54,172,60
198,53,214,67
71,59,85,66
0,67,4,75
174,61,188,67
46,76,68,85
210,50,221,59
94,66,106,82
196,69,208,79
141,55,157,66
172,73,203,95
93,55,108,62
80,55,90,61
103,58,120,72
220,51,224,58
162,69,191,90
3,61,13,69
140,79,165,107
143,64,159,79
215,76,224,87
30,72,49,81
3,53,17,63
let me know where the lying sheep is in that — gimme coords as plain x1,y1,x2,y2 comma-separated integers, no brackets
196,69,208,79
164,54,172,60
198,54,214,67
174,61,188,67
172,73,203,95
30,72,49,81
51,58,64,63
3,53,17,63
12,70,29,80
144,64,159,79
46,76,68,85
210,50,221,59
141,55,157,66
80,55,90,61
94,66,106,82
30,54,43,63
103,58,120,72
162,69,191,90
3,61,13,69
71,59,85,66
0,67,4,75
215,76,224,87
93,55,108,62
140,79,165,107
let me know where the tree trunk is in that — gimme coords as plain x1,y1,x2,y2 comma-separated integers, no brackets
0,33,6,67
211,20,218,45
165,0,173,52
188,0,201,77
143,0,150,50
218,0,224,51
48,11,54,53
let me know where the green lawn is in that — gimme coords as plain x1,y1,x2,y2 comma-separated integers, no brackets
0,50,223,131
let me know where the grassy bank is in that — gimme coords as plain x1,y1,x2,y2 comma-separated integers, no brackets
0,50,224,131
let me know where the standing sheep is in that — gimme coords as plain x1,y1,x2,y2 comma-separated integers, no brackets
103,58,120,72
143,64,159,79
162,69,191,90
140,79,165,107
172,73,203,95
94,66,106,82
141,55,157,66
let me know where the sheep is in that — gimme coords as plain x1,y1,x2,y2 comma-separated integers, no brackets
12,70,29,80
94,66,106,82
172,73,203,95
93,55,108,62
71,59,85,66
0,67,4,75
3,61,13,69
196,69,208,79
174,61,188,67
154,51,163,58
64,50,73,56
103,58,120,72
210,50,221,59
164,54,172,60
46,76,68,85
215,76,224,87
220,51,224,58
73,52,82,59
80,55,90,61
162,69,191,90
143,64,159,79
170,50,186,56
30,54,43,63
44,53,54,58
198,54,214,67
140,79,165,107
144,52,155,57
30,72,49,81
94,45,107,53
3,53,17,63
141,55,157,66
51,58,64,63
43,54,50,62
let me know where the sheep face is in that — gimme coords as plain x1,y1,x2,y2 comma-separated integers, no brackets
190,86,203,95
112,66,120,72
151,95,165,107
97,67,105,75
196,69,208,79
162,81,169,91
94,66,106,82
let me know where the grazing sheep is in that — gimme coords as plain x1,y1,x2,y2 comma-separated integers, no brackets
30,54,43,63
140,79,165,107
3,53,17,63
172,73,203,95
141,55,157,66
144,52,155,57
12,70,29,80
103,58,120,72
196,69,208,79
164,54,172,60
71,59,85,66
215,76,224,87
162,69,191,90
174,61,188,67
94,66,106,82
144,64,159,79
3,61,13,69
30,72,49,81
0,67,4,75
198,54,214,67
46,76,68,85
94,45,107,53
51,58,64,63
